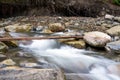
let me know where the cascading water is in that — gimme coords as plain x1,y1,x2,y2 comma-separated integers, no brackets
19,39,120,80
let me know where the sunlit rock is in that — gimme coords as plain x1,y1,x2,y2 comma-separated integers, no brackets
62,40,86,49
105,14,114,20
0,42,8,52
106,25,120,36
0,59,16,66
5,23,32,32
106,40,120,54
84,31,111,47
48,23,65,32
0,67,64,80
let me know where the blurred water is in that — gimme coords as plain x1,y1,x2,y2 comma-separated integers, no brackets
19,39,120,80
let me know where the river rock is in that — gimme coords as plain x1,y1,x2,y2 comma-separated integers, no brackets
20,62,40,68
105,40,120,54
0,66,64,80
106,25,120,36
83,31,111,47
105,14,114,20
48,23,65,32
63,40,86,49
5,24,32,32
0,42,8,52
114,17,120,23
0,59,16,66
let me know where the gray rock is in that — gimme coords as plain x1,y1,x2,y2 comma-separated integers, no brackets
83,31,111,47
20,62,40,68
106,40,120,54
105,14,114,20
106,25,120,36
0,67,64,80
114,17,120,23
65,73,97,80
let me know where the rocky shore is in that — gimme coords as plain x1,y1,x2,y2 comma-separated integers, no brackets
0,14,120,80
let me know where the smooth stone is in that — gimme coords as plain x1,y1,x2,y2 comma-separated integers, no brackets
105,14,114,20
0,59,16,66
48,23,65,32
15,51,32,58
83,31,111,47
106,40,120,54
106,25,120,36
5,24,32,32
0,66,64,80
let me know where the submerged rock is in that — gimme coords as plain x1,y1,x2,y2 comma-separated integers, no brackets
0,42,8,52
48,23,65,32
5,24,32,32
83,31,111,47
106,26,120,36
106,40,120,54
0,66,64,80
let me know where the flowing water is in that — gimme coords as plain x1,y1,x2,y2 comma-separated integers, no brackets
17,34,120,80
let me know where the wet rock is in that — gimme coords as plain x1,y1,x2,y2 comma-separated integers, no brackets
0,66,64,80
0,59,16,66
83,31,111,47
106,40,120,54
105,14,114,20
0,42,8,52
106,25,120,36
16,51,32,58
65,73,96,80
63,40,86,49
5,24,32,32
107,63,120,76
0,54,7,61
48,23,65,32
20,62,40,68
0,32,18,48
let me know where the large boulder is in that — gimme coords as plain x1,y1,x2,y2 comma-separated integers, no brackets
83,31,111,47
5,24,32,32
106,25,120,36
48,23,65,32
105,40,120,54
0,66,64,80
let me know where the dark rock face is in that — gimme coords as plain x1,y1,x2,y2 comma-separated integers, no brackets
0,0,120,17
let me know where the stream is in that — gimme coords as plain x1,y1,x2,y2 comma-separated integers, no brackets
16,33,120,80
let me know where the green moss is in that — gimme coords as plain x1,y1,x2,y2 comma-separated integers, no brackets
113,0,120,5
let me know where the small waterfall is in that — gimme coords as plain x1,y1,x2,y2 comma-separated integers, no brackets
19,39,120,80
